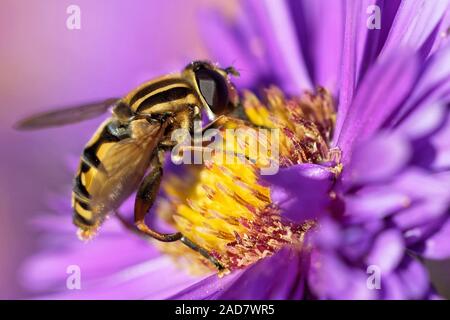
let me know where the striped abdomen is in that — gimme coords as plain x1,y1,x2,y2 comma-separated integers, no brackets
71,119,129,233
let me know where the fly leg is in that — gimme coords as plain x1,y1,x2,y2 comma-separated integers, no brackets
180,237,225,271
133,158,225,271
134,163,181,241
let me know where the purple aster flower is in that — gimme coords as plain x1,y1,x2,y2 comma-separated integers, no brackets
20,0,450,300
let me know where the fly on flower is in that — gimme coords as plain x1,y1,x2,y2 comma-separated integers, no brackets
15,61,246,271
12,0,450,300
15,60,337,274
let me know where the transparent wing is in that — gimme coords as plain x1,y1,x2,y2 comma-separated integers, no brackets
88,120,165,215
15,98,119,130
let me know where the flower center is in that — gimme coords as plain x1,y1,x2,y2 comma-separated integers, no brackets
155,86,336,274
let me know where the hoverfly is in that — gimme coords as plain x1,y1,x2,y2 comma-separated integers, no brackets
16,61,245,270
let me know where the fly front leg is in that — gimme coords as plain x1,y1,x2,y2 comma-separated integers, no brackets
134,162,182,242
133,155,225,270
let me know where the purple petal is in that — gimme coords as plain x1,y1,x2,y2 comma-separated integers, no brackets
383,274,407,299
366,229,405,274
422,218,450,259
169,271,241,300
197,9,266,88
287,0,344,94
357,0,402,76
431,112,450,170
311,217,341,250
218,248,308,300
32,257,201,300
396,257,430,299
391,169,450,200
390,43,450,127
21,218,161,291
381,0,450,58
308,251,376,299
335,50,419,163
262,164,335,222
429,6,450,55
396,102,446,139
392,200,448,230
344,132,411,185
345,187,410,222
336,0,448,137
382,257,430,299
339,223,381,262
244,0,312,93
336,0,374,137
403,218,445,247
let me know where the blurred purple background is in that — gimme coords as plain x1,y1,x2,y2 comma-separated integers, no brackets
0,0,235,299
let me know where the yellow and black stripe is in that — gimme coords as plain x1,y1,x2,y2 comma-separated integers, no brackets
72,119,128,230
124,74,200,115
72,73,203,233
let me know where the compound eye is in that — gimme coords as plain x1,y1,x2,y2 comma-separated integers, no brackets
195,67,229,116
